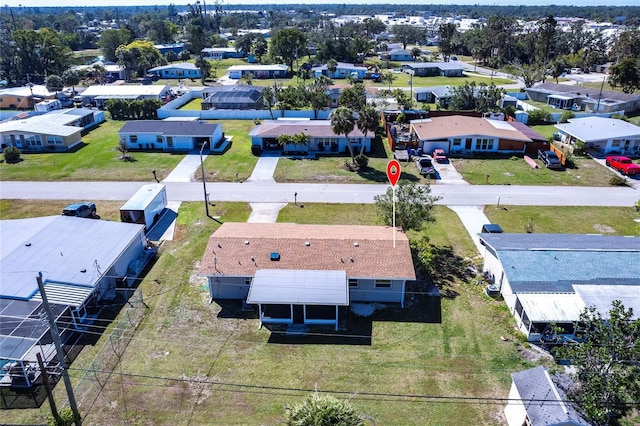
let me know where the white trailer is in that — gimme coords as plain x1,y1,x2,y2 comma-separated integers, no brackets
120,184,167,231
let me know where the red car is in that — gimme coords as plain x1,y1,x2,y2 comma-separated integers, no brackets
605,156,640,176
432,149,448,163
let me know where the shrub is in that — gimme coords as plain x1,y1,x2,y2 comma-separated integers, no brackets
572,140,588,156
527,109,552,125
559,110,575,123
354,154,369,168
609,175,629,187
611,113,629,122
510,155,519,161
3,146,21,163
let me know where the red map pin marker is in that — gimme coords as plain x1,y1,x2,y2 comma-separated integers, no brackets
386,160,401,187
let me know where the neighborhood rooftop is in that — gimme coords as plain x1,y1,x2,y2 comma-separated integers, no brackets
555,117,640,142
198,222,415,280
119,120,220,136
0,108,95,137
411,116,534,142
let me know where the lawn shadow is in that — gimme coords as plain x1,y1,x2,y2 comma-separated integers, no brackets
367,134,391,159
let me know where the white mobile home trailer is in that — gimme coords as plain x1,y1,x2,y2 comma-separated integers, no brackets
120,184,167,231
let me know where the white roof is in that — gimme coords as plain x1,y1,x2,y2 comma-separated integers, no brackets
0,84,54,98
149,62,199,72
247,269,349,306
517,294,586,322
227,64,288,72
120,184,165,211
0,109,87,137
573,285,640,319
80,84,169,97
555,117,640,142
0,216,145,300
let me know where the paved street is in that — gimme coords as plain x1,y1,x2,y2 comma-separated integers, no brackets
0,180,637,207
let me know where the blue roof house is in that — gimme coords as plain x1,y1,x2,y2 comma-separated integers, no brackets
387,49,414,61
312,62,367,80
479,233,640,342
147,62,202,79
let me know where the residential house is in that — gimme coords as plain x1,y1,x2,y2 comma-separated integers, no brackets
147,62,201,80
0,85,56,110
413,86,453,104
198,223,416,330
312,62,368,80
249,120,372,155
119,120,225,152
201,85,265,110
0,216,153,387
73,61,126,82
504,366,588,426
555,117,640,155
154,43,185,56
525,82,640,114
402,62,465,77
479,233,640,342
78,85,171,108
409,115,547,155
227,64,288,80
202,47,245,60
383,49,414,61
0,108,105,152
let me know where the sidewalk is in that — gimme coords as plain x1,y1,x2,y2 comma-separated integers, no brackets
162,149,208,183
449,205,492,256
246,153,280,182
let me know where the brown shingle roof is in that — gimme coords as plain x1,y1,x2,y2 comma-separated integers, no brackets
199,223,416,280
411,116,532,142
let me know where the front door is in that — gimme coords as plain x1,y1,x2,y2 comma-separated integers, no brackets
293,305,304,324
465,138,472,150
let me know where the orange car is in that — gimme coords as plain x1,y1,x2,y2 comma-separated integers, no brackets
432,149,448,163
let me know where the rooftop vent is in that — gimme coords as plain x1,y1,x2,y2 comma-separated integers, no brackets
270,252,280,261
25,242,31,247
244,240,249,245
354,242,359,247
305,241,310,246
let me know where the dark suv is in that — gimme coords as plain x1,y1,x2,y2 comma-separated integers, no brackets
62,202,97,218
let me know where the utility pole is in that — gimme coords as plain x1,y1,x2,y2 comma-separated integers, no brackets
36,273,82,425
37,352,60,424
200,141,210,218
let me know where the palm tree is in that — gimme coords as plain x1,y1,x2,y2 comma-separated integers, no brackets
383,71,396,92
260,86,276,120
330,106,356,165
357,105,379,156
326,59,338,79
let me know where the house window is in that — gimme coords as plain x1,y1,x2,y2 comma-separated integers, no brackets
24,135,41,146
167,137,173,148
611,140,620,147
348,279,358,288
130,135,138,143
475,138,494,150
46,136,63,145
375,280,391,288
452,138,461,146
156,135,162,144
244,277,252,286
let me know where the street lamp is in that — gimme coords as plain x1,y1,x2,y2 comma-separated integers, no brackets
200,141,210,218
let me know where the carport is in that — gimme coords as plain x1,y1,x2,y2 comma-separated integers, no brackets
247,269,349,331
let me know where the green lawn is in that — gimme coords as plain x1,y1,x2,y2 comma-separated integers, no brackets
202,120,260,182
2,201,533,425
484,206,640,236
0,120,185,181
530,124,557,140
453,156,618,186
179,97,203,110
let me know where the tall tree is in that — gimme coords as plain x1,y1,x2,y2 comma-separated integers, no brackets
260,86,276,120
98,28,133,62
338,83,367,112
556,301,640,426
116,40,165,80
61,69,80,94
438,23,458,62
535,15,558,67
383,71,396,92
356,105,379,156
306,78,331,120
374,181,440,232
391,25,419,50
330,106,356,164
609,59,640,94
45,74,63,94
270,28,307,73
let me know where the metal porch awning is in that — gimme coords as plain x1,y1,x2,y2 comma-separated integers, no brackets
247,269,349,306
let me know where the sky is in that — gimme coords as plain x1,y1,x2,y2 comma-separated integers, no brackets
2,0,639,7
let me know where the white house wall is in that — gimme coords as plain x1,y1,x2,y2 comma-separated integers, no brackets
209,276,250,300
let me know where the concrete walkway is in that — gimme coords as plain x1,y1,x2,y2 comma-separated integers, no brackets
246,153,280,182
248,203,287,223
162,149,208,183
448,205,492,256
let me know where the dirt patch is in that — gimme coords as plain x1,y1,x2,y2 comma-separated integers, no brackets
503,172,514,177
518,344,553,362
593,224,616,233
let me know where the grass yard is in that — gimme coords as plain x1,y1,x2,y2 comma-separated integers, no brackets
530,124,557,140
0,120,184,181
179,97,203,110
453,156,618,186
2,202,539,425
202,120,260,182
0,199,125,221
273,134,435,185
484,205,640,236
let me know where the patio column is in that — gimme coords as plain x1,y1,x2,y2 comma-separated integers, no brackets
335,305,339,331
401,280,406,308
257,304,263,329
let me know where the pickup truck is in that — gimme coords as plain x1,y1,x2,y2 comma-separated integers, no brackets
538,150,563,170
605,155,640,176
62,202,97,218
